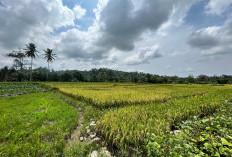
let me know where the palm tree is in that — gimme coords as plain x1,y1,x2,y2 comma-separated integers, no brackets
24,43,39,81
44,48,56,81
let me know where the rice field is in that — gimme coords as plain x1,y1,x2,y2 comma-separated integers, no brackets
44,82,215,108
97,88,232,154
2,82,232,156
44,82,232,156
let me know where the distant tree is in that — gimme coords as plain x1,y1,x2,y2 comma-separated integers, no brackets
73,71,84,81
24,43,39,81
217,75,229,84
60,72,73,82
157,76,164,84
7,49,26,70
146,74,152,83
119,75,125,82
49,72,59,81
15,72,25,82
187,75,195,84
197,75,209,84
131,73,138,83
12,59,21,70
169,76,178,84
107,70,114,82
99,70,106,82
43,48,56,81
0,66,9,81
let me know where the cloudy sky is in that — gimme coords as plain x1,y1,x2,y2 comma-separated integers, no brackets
0,0,232,76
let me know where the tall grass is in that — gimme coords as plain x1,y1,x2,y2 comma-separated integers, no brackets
97,88,232,155
44,83,214,108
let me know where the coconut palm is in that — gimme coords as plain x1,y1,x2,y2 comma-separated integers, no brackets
24,43,39,81
44,48,56,80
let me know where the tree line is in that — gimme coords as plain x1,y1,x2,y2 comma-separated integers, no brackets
0,66,232,84
5,43,56,81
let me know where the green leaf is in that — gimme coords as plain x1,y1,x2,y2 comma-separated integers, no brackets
221,138,232,147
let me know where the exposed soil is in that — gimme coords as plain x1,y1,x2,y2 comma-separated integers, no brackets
35,108,46,113
67,106,84,145
61,96,112,157
60,97,85,145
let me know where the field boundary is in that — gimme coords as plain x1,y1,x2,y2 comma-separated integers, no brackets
59,96,84,145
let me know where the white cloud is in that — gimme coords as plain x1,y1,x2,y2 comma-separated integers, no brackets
169,51,186,56
52,0,199,65
188,16,232,56
0,0,87,49
186,67,195,73
125,45,161,65
73,5,86,19
1,0,227,76
205,0,232,15
95,0,194,51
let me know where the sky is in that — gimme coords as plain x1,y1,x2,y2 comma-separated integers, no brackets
0,0,232,77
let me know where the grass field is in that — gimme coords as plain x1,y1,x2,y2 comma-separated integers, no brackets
1,82,232,156
0,92,79,156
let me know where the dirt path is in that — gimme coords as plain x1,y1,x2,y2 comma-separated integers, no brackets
67,106,84,145
60,95,112,157
60,97,85,145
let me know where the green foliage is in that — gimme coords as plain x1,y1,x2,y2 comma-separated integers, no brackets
64,141,101,157
24,43,39,58
1,65,232,84
0,83,44,96
146,103,232,156
43,48,56,62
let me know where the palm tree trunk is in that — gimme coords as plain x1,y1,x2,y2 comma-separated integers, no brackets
30,57,33,81
47,61,49,81
20,57,23,71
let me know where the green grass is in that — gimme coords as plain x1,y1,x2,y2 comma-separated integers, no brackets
0,92,78,156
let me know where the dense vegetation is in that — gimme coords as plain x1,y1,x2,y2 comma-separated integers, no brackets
147,101,232,156
44,83,232,156
0,83,44,96
1,66,232,84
